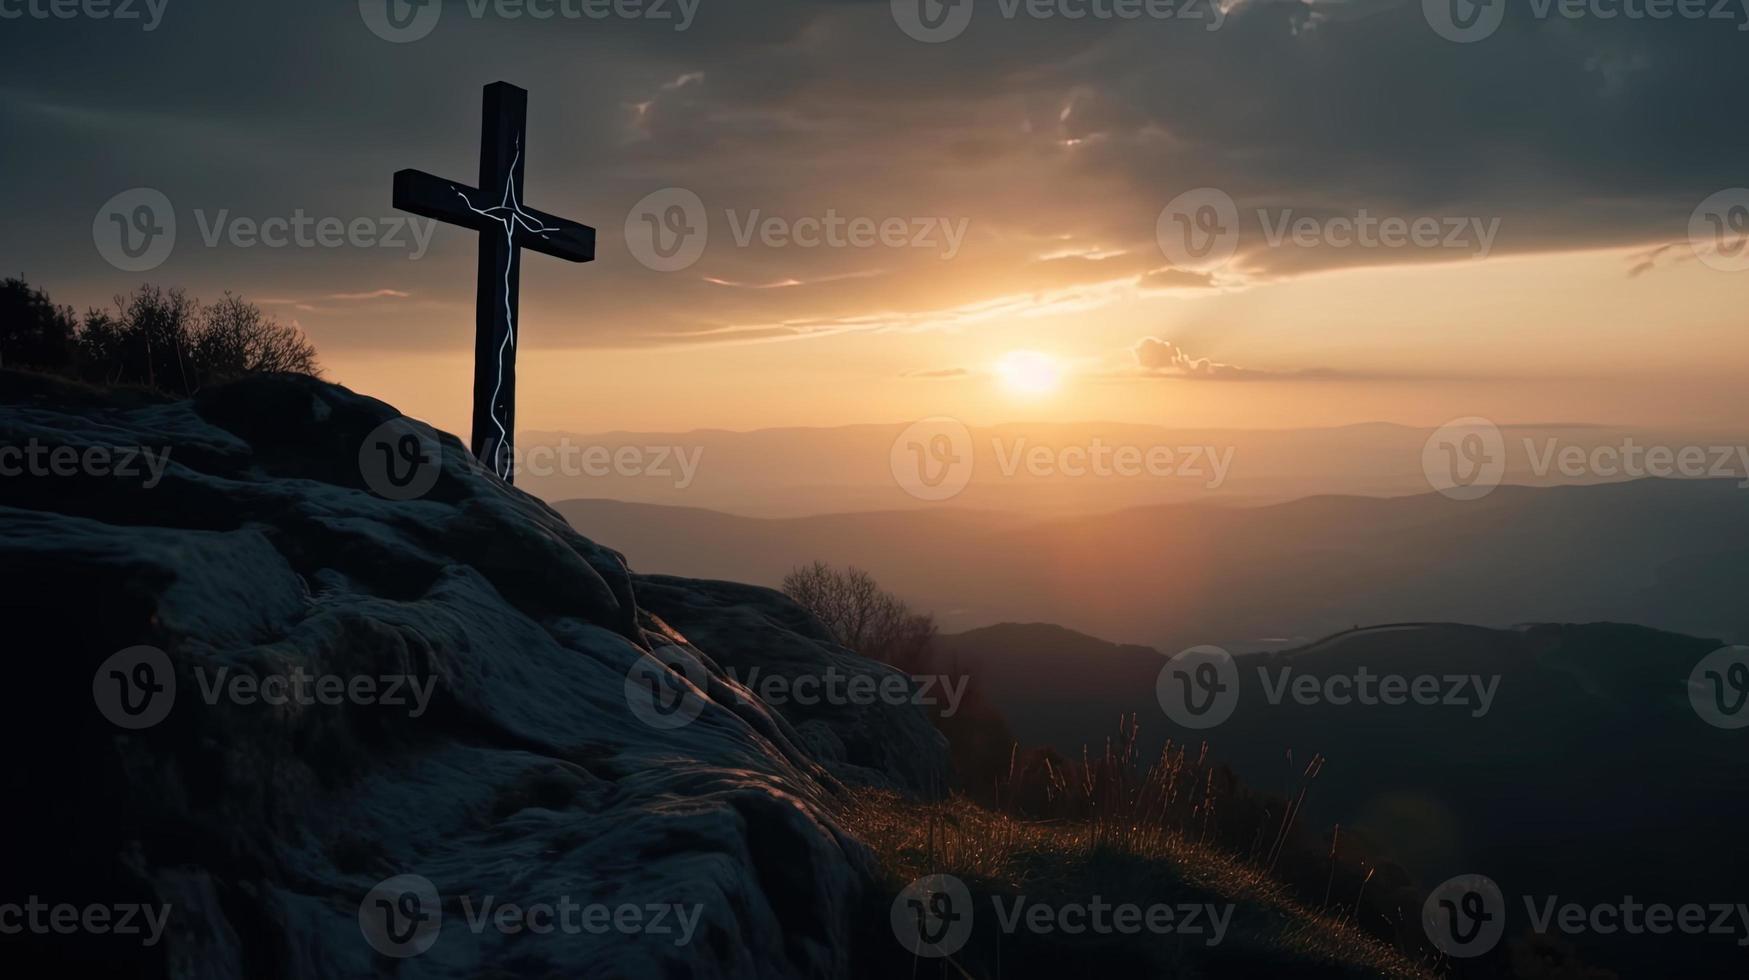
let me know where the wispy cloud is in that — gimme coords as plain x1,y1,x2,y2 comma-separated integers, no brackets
325,289,410,301
1124,337,1449,383
901,367,973,379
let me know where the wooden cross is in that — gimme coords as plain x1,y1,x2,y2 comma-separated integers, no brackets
393,81,596,483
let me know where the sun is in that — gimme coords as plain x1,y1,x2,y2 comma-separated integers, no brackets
994,350,1064,397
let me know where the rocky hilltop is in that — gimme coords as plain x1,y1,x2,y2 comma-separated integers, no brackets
0,371,947,979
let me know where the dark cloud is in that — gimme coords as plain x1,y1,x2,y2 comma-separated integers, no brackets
1,0,1742,351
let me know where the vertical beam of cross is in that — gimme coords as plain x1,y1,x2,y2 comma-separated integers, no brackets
393,81,596,484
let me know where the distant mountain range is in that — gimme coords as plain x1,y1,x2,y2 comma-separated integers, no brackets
521,421,1749,517
929,620,1749,977
559,479,1749,650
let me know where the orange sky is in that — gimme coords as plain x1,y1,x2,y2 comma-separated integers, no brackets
324,242,1749,435
11,1,1748,438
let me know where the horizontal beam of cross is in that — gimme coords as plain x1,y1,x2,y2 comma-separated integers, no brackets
392,169,596,264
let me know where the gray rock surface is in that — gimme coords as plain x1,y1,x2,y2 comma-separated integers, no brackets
0,371,945,979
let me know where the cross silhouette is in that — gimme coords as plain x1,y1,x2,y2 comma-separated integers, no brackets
393,81,595,483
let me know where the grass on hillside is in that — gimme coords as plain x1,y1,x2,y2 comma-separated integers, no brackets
838,757,1442,980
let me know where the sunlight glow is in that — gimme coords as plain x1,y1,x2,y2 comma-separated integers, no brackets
995,350,1064,398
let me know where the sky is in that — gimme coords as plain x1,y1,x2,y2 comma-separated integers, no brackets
2,0,1747,435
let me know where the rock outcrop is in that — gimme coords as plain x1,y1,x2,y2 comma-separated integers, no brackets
0,371,946,979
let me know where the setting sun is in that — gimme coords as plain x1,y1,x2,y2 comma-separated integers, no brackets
994,350,1064,398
